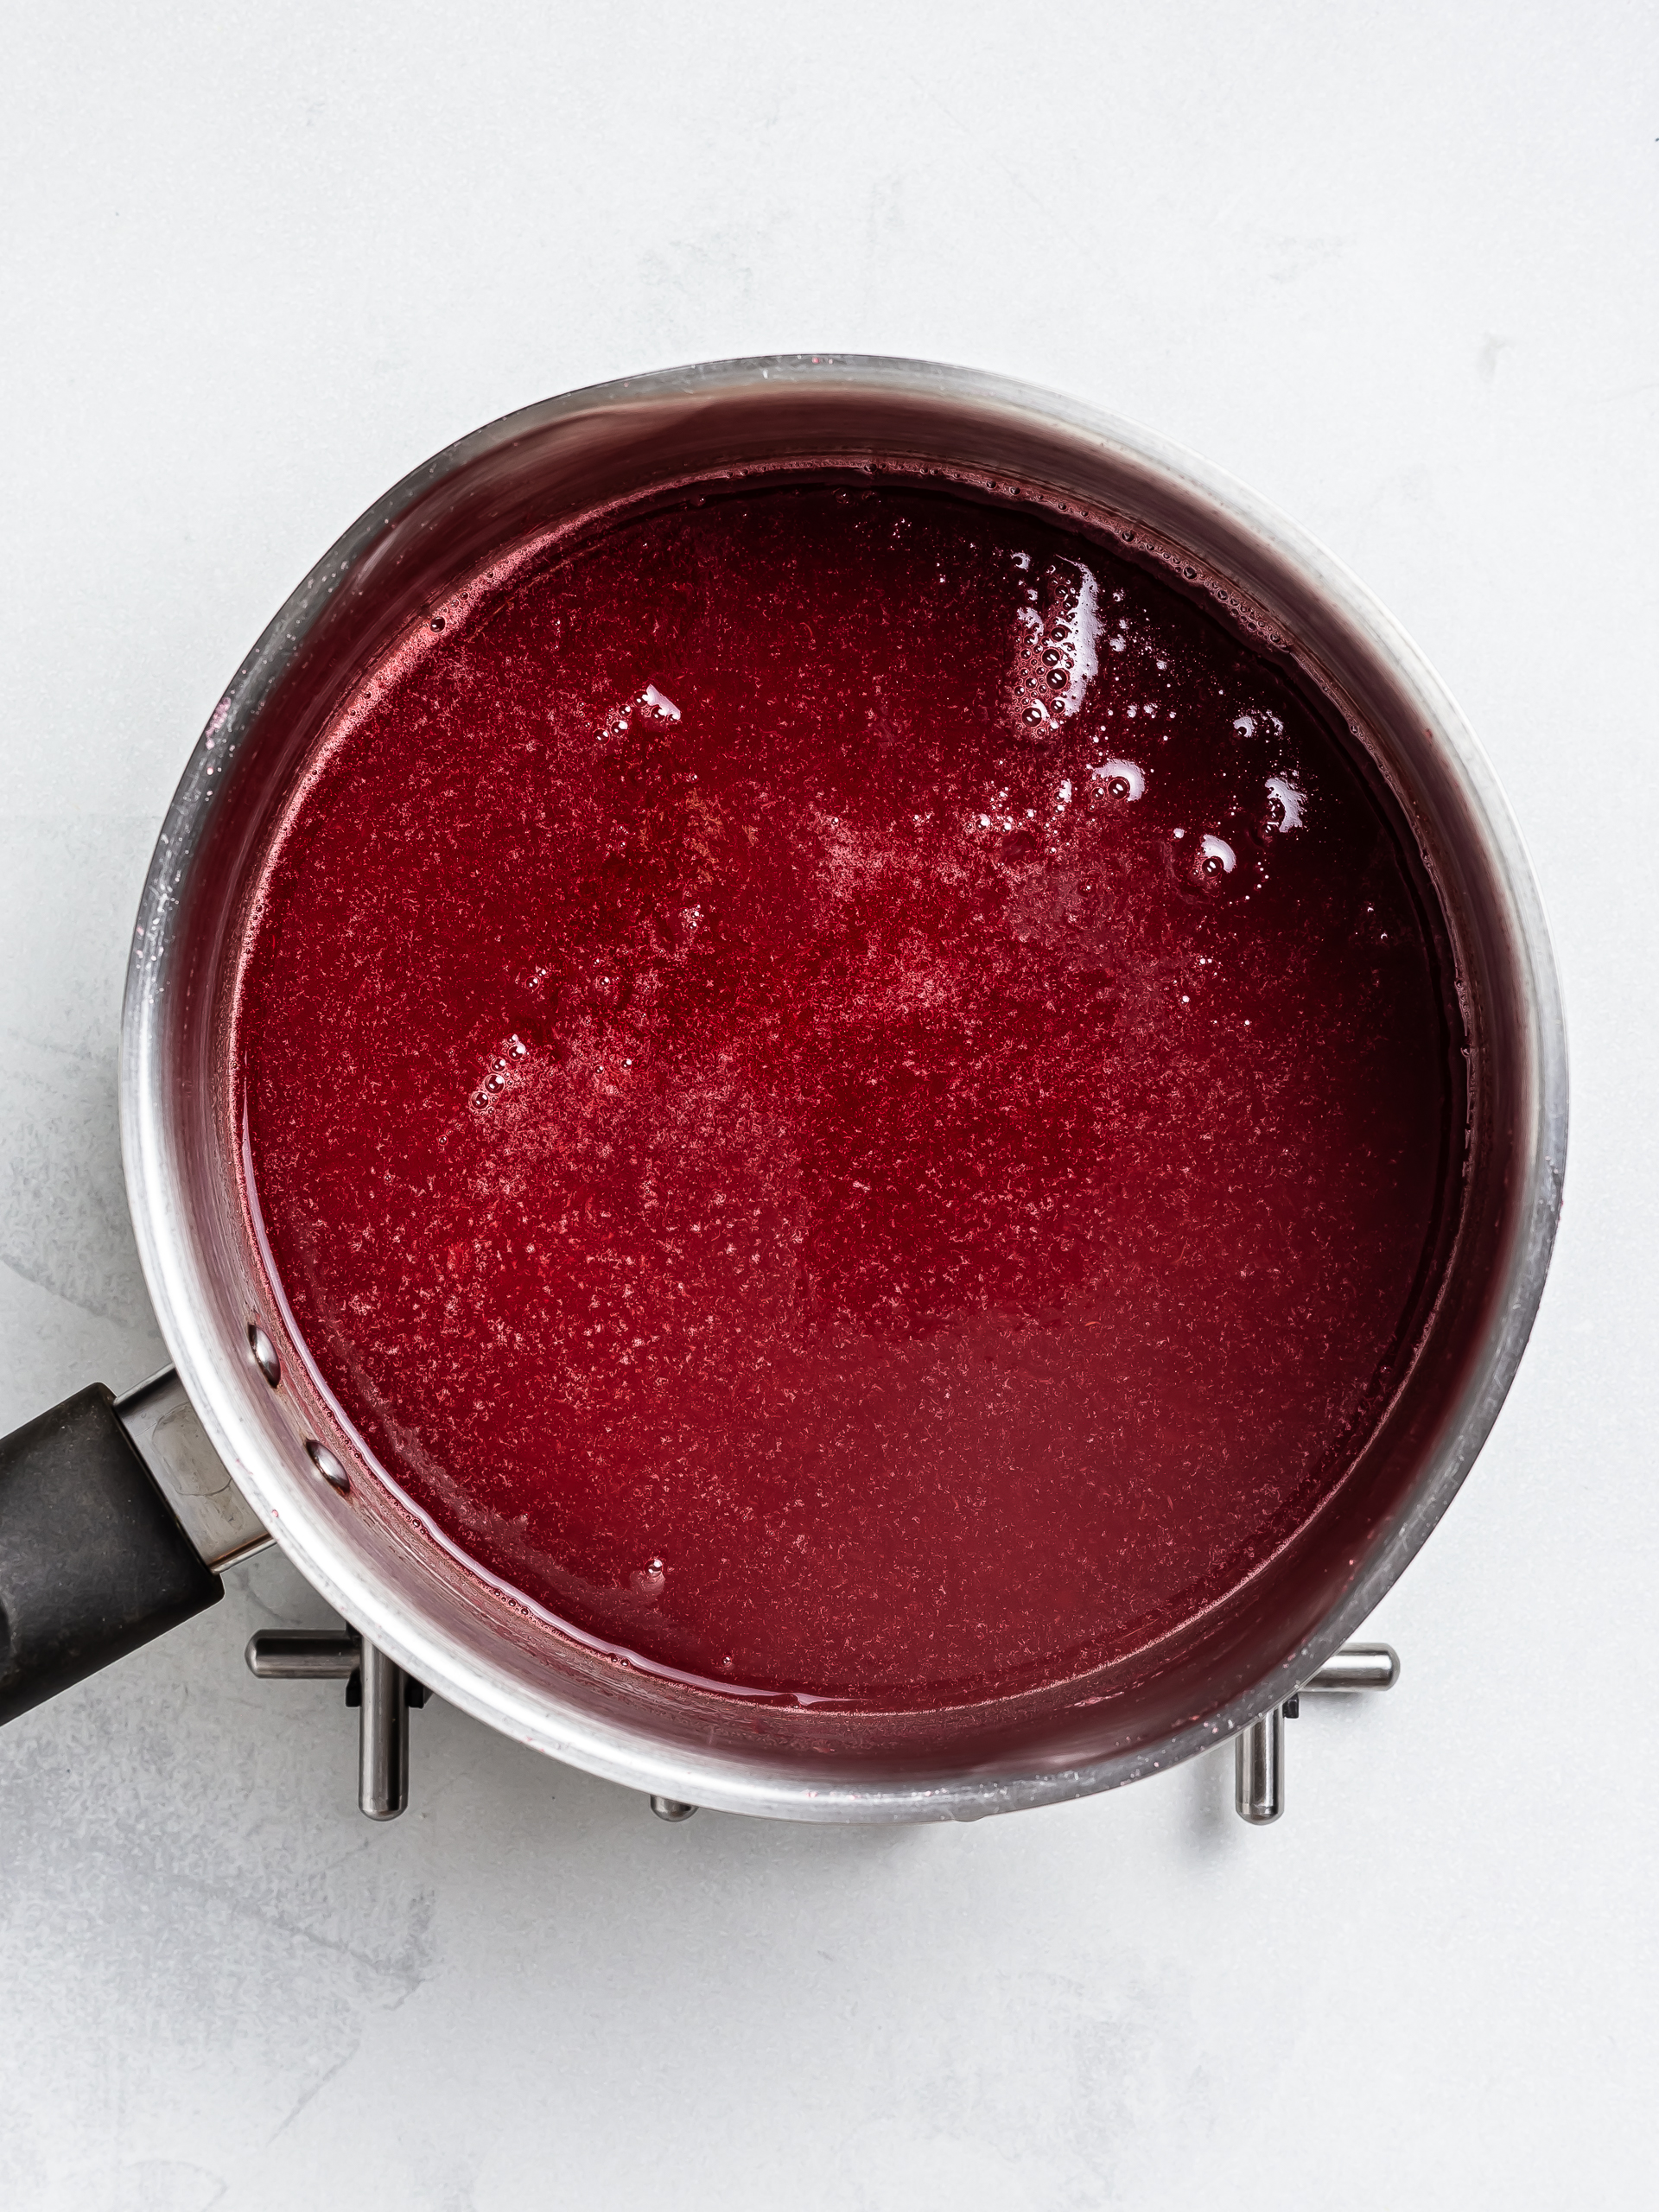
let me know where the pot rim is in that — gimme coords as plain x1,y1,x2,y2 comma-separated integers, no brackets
121,353,1567,1821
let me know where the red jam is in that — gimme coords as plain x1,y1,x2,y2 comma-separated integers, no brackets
234,478,1457,1709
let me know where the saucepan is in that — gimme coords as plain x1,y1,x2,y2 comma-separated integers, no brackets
0,355,1567,1824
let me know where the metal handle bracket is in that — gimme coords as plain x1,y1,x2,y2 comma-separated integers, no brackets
247,1628,425,1820
1234,1642,1399,1825
115,1369,270,1573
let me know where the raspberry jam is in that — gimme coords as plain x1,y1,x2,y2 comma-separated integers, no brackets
234,478,1458,1709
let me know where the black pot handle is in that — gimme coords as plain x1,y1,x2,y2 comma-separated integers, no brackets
0,1376,266,1726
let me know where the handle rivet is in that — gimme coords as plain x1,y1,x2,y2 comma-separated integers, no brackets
247,1323,281,1387
305,1439,351,1494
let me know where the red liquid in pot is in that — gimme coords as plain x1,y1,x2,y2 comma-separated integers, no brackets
235,480,1456,1708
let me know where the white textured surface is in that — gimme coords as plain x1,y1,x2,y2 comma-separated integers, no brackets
2,5,1655,2205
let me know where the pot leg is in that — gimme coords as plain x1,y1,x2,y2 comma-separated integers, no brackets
246,1627,423,1820
1233,1643,1400,1825
649,1796,698,1822
358,1640,410,1821
1235,1705,1285,1825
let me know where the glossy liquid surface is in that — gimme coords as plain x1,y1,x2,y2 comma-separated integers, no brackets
236,480,1455,1707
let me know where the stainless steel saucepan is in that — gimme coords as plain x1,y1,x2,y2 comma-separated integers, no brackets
0,356,1567,1827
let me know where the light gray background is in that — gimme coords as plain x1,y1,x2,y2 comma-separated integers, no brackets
2,4,1654,2205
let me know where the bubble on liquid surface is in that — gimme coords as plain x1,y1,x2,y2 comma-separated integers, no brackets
1265,776,1306,833
583,958,633,1014
631,1558,667,1598
1008,556,1100,731
1090,758,1146,801
1179,828,1249,900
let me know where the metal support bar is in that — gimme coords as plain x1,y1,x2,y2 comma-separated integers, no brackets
1234,1643,1399,1825
246,1628,423,1820
1301,1643,1400,1694
356,1640,410,1821
1235,1700,1285,1824
246,1629,357,1679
